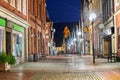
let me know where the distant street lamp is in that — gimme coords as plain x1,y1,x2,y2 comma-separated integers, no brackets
77,31,81,36
89,13,96,64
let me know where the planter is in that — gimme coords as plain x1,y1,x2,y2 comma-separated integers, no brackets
0,52,15,71
0,62,10,71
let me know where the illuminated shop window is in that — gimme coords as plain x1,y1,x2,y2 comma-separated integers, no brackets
13,34,22,57
0,29,3,53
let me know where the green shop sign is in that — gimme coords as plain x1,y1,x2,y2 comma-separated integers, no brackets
0,18,6,27
14,24,24,32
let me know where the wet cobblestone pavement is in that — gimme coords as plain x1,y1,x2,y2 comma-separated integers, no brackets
0,71,33,80
1,69,120,80
29,71,102,80
0,55,120,80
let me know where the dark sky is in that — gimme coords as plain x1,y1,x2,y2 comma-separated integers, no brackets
46,0,80,23
46,0,80,46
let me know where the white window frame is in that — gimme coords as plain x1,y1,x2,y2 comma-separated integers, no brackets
22,0,27,15
12,30,23,57
10,0,15,7
17,0,21,11
4,0,8,3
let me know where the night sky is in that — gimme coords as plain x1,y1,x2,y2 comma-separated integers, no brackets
46,0,80,46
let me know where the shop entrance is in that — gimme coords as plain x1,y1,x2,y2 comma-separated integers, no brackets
103,35,112,58
6,31,11,54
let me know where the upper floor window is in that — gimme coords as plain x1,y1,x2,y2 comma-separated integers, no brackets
10,0,15,7
30,0,34,14
17,0,21,11
4,0,8,2
22,0,27,15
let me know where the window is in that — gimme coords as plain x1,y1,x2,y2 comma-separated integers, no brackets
22,0,27,15
39,3,42,19
0,29,4,53
17,0,21,11
13,33,22,57
10,0,15,7
31,0,34,13
4,0,8,2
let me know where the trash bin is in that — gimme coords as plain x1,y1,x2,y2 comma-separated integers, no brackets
33,53,38,62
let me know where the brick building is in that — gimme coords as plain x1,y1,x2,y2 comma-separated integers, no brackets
0,0,28,64
114,0,120,60
88,0,103,56
0,0,51,63
28,0,52,61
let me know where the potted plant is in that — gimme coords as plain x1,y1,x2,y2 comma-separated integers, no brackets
0,52,16,71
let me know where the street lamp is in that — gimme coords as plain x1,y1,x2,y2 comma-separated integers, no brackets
77,31,81,36
89,13,96,64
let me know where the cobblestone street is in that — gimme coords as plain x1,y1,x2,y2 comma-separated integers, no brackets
1,69,120,80
30,71,102,80
0,55,120,80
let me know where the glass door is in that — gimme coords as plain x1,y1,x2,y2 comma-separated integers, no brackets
6,32,11,54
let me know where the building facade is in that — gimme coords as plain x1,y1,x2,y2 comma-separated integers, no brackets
28,0,47,61
102,0,114,57
0,0,50,63
0,0,28,64
82,0,103,56
114,0,120,60
45,18,53,55
82,0,90,55
89,0,103,56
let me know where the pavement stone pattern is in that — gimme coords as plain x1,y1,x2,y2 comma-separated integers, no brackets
29,71,102,80
1,55,120,80
1,69,120,80
0,71,33,80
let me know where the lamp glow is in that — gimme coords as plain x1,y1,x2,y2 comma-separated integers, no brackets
89,13,96,21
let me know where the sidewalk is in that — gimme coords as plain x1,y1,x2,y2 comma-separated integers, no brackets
11,54,120,71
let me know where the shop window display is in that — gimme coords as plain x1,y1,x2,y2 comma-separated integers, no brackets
0,29,3,53
13,34,22,57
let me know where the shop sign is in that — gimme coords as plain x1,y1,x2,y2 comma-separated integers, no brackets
103,28,112,36
104,28,111,35
0,18,6,27
84,27,88,32
14,24,24,32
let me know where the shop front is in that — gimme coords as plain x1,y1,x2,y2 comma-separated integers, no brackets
103,27,114,58
6,21,25,64
0,17,6,53
12,24,24,64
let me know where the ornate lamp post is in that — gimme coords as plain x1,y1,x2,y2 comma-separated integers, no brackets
89,13,96,64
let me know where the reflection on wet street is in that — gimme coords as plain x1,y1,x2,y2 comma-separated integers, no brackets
1,54,120,80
